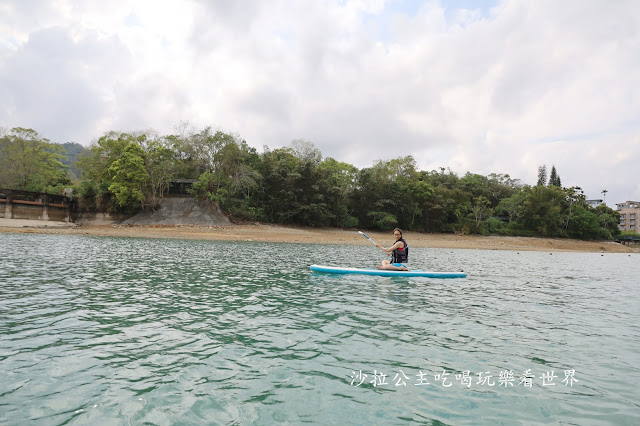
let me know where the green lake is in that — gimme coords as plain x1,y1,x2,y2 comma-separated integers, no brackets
1,233,639,424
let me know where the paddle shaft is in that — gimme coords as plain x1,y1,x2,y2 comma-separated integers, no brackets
358,231,378,246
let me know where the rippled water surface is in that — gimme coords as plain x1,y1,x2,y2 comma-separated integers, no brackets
1,233,639,425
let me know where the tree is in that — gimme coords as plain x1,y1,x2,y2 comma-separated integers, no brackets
563,186,586,231
519,185,565,236
460,173,491,200
486,173,521,204
601,189,608,204
548,165,561,187
257,147,307,224
496,191,527,224
401,177,434,229
317,158,359,227
593,204,620,238
290,139,322,165
537,165,547,186
143,138,176,209
229,164,261,200
173,127,237,182
107,142,150,212
567,206,605,239
212,139,262,221
470,196,491,233
0,127,69,192
78,132,138,211
351,159,408,230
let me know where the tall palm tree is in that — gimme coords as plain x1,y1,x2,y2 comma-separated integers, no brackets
601,189,608,204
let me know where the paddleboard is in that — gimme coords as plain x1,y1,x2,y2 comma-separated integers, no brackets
310,264,466,278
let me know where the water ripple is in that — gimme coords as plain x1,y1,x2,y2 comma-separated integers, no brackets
1,234,639,424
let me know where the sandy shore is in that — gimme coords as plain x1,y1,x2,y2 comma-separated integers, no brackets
0,219,637,253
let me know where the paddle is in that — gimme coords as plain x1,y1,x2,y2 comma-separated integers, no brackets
358,231,378,246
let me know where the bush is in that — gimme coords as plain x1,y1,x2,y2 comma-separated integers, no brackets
228,204,264,222
367,211,398,230
343,216,359,228
485,217,504,234
190,171,218,201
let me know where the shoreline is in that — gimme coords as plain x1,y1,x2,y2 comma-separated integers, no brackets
0,219,637,253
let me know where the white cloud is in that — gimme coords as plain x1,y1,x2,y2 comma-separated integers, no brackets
0,0,639,205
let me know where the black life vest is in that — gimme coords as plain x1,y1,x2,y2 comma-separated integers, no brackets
392,238,409,263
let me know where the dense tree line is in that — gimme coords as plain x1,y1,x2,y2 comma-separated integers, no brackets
0,127,72,193
0,126,621,240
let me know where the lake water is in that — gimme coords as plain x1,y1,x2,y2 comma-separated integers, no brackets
1,233,639,425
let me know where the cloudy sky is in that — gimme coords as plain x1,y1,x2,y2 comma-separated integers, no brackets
1,0,639,206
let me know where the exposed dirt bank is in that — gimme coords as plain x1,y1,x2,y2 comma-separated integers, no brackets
1,220,637,253
120,197,230,226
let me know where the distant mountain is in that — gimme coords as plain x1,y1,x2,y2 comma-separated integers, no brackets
60,142,86,179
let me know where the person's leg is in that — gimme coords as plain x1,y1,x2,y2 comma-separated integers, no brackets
377,261,408,271
376,259,391,269
388,263,408,271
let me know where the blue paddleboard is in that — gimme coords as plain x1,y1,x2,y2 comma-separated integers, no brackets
310,264,466,278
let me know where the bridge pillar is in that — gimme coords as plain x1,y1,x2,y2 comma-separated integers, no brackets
40,195,49,221
5,191,13,219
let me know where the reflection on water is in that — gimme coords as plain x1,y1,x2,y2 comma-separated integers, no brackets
0,233,639,424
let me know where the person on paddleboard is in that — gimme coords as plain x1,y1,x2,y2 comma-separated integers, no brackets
375,228,409,271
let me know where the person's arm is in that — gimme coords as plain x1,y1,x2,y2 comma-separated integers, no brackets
375,241,403,254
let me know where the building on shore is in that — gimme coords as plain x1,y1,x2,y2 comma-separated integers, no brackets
617,201,640,233
586,199,604,208
0,188,72,222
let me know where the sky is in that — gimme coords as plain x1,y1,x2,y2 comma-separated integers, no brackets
1,0,639,207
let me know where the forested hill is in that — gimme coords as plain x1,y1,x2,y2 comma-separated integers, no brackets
0,126,621,240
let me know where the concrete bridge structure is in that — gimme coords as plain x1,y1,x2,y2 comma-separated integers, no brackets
0,188,73,223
